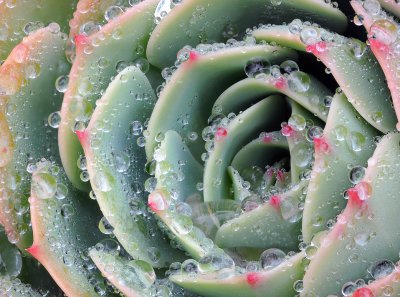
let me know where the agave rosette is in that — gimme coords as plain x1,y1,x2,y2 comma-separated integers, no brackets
1,0,400,296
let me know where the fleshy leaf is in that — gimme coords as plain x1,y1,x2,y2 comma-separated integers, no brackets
351,0,400,131
302,133,400,296
155,130,203,202
302,92,379,243
215,180,306,251
377,0,400,18
147,0,347,68
89,248,147,297
350,267,400,297
286,100,323,184
145,44,298,161
213,76,331,122
252,23,396,133
0,0,77,61
59,0,160,190
227,167,253,201
0,27,70,249
203,96,287,202
170,252,306,297
81,66,184,267
28,160,106,296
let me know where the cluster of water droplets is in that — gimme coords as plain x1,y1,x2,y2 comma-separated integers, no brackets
154,0,183,24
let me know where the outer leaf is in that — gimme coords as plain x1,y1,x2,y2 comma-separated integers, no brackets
59,0,160,190
170,252,306,297
351,0,400,131
28,160,105,297
0,27,70,249
302,133,400,297
0,0,77,61
253,24,396,133
203,97,287,202
89,248,146,297
146,0,347,68
81,66,184,267
145,44,298,161
302,92,379,243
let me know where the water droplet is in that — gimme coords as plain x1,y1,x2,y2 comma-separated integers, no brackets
349,166,366,184
48,111,61,128
170,214,193,235
55,75,69,93
300,26,320,45
198,251,235,275
288,71,310,93
292,143,313,168
98,217,114,235
155,0,172,23
104,6,123,22
349,132,366,152
363,0,381,15
260,248,286,270
181,259,199,275
293,280,304,293
244,58,270,79
93,171,114,192
127,260,156,288
113,151,130,173
61,204,75,219
288,114,306,131
368,260,395,280
55,183,68,200
280,60,299,74
32,172,57,199
370,19,398,45
133,57,150,74
306,126,323,141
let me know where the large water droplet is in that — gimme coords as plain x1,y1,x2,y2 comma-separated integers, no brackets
260,248,286,270
93,171,114,192
32,172,57,199
288,71,310,93
368,260,395,280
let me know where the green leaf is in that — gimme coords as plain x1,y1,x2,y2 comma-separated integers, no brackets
147,0,347,68
215,180,306,251
302,133,400,297
253,23,396,133
28,160,106,297
213,76,331,123
0,0,77,61
81,66,184,267
203,97,287,202
351,0,400,131
155,130,203,202
0,27,70,250
145,44,298,161
302,92,379,243
170,252,306,297
89,248,148,297
59,0,160,190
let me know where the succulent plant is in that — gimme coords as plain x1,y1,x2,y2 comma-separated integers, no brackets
3,0,400,296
